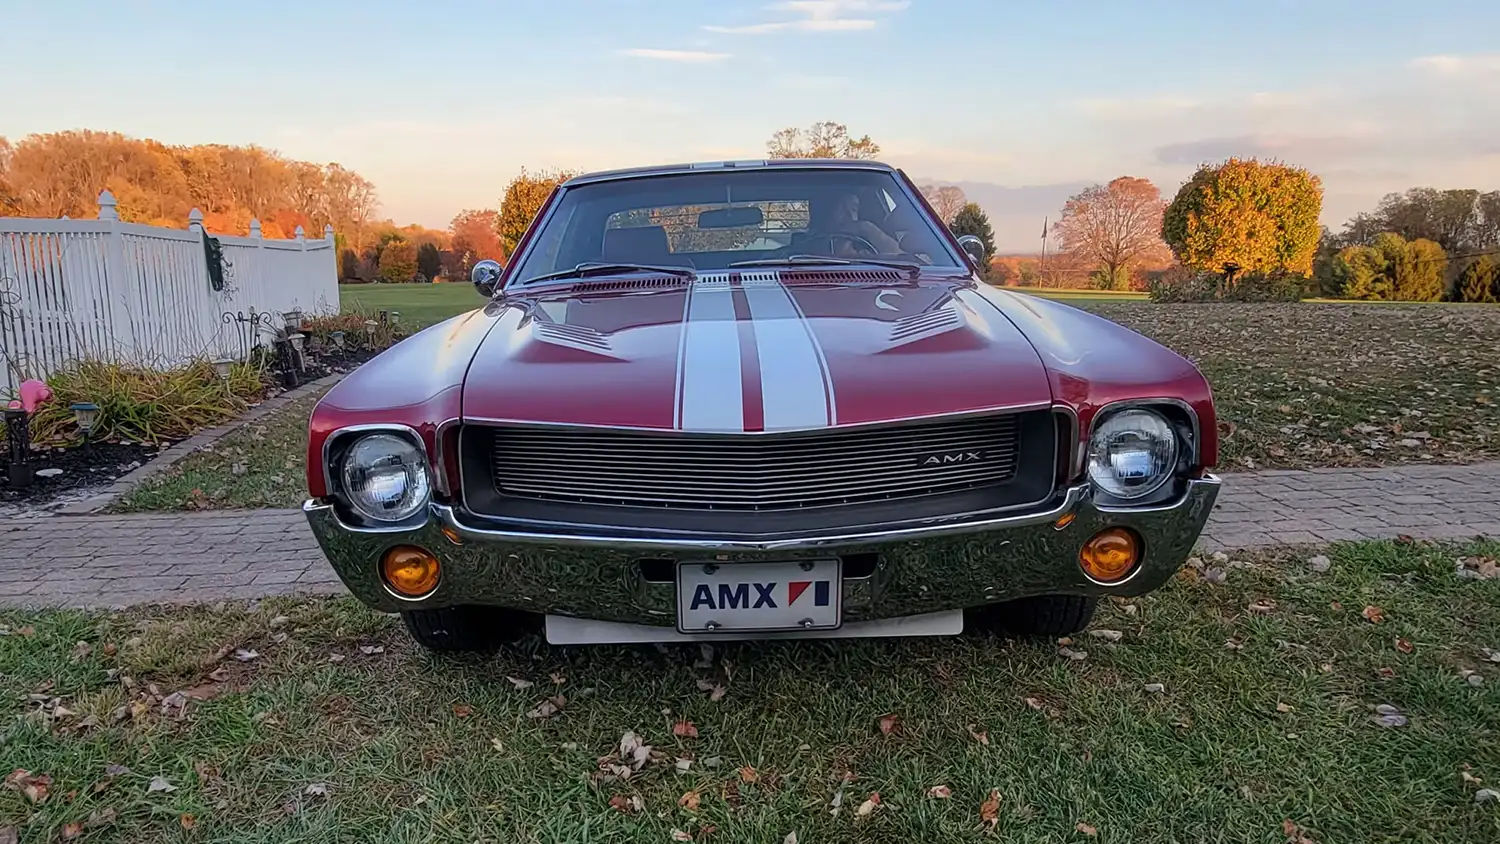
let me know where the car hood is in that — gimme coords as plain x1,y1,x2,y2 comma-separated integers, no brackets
460,270,1055,431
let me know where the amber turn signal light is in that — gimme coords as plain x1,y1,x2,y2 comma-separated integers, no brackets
382,546,440,598
1079,528,1141,583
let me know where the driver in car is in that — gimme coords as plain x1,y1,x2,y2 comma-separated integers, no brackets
826,193,903,255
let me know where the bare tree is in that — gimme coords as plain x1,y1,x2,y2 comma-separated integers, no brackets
766,121,880,159
919,184,967,224
1053,176,1170,289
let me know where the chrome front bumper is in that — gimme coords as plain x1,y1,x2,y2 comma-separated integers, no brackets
303,476,1220,626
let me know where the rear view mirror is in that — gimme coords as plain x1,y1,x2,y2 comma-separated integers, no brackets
698,206,764,229
472,259,503,298
957,235,986,270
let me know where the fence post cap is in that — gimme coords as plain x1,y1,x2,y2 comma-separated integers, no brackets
294,225,306,240
97,190,119,220
249,218,262,238
188,208,205,232
324,224,335,240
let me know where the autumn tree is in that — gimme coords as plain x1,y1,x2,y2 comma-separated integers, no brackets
417,242,442,281
919,184,967,224
1338,188,1488,254
950,203,996,271
766,121,880,159
449,208,504,275
1162,158,1323,276
339,249,360,282
1324,233,1447,301
377,240,418,283
1053,177,1169,291
499,169,575,256
1458,256,1498,303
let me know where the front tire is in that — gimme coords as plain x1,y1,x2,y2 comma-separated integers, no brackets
400,605,538,652
968,595,1098,637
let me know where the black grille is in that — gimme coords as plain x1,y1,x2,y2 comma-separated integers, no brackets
487,415,1021,511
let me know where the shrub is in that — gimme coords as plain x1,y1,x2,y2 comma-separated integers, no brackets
302,312,405,351
1148,270,1306,303
28,359,267,446
1457,256,1499,303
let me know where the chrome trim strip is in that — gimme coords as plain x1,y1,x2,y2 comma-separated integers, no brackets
307,476,1219,553
545,610,964,644
432,418,460,497
460,401,1055,436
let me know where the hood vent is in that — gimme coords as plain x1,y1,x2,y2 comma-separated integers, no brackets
778,269,907,285
564,275,695,294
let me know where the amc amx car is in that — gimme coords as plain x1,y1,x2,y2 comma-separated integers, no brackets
304,159,1220,650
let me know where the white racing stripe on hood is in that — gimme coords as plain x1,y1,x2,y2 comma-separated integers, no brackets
739,271,833,431
676,273,744,431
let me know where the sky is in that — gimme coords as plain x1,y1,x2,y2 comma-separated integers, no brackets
3,0,1498,250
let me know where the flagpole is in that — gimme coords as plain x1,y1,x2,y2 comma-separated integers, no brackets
1040,216,1048,285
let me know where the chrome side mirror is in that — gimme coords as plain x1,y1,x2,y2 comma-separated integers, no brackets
957,235,987,270
472,259,503,298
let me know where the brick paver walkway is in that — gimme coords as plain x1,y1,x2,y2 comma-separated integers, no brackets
3,463,1499,609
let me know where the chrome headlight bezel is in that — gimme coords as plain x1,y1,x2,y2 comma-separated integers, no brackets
327,427,433,526
1086,405,1188,502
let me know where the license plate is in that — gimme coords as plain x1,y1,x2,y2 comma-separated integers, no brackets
676,559,842,633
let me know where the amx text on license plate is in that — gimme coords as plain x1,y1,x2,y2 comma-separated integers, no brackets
686,579,832,611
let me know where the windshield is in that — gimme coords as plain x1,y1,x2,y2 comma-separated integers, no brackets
508,168,963,285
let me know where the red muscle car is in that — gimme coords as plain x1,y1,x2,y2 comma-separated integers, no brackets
304,159,1220,650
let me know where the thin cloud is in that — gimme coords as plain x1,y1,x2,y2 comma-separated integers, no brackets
1408,54,1500,75
618,48,730,62
705,0,909,35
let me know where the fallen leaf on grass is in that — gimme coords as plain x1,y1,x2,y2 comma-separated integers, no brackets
1307,555,1331,573
1022,697,1044,710
179,814,196,830
966,724,990,745
526,695,566,719
104,764,130,777
5,770,52,804
1276,702,1294,713
927,785,952,799
672,720,699,738
1475,789,1500,804
1144,683,1166,694
452,704,473,718
980,789,1001,830
1,826,17,844
738,766,759,784
1372,703,1408,728
550,672,567,685
232,648,259,662
506,676,533,690
695,679,727,701
60,822,83,840
147,776,176,793
1362,605,1386,624
855,792,880,819
671,831,693,842
678,790,701,810
877,713,900,735
1396,638,1414,654
675,758,692,772
782,833,798,844
304,783,330,797
1088,629,1123,642
609,794,643,814
1058,646,1088,661
358,644,384,655
1076,821,1098,836
1247,600,1276,614
1282,819,1317,844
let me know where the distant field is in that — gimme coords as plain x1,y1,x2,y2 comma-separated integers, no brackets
340,283,483,328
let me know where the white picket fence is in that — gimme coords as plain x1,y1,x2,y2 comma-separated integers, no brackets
0,190,338,396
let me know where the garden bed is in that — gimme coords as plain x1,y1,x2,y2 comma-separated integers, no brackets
1,441,166,512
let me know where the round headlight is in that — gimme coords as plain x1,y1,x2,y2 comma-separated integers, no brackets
1087,409,1179,500
339,433,431,523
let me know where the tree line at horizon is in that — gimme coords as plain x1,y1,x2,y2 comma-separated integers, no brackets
4,125,1498,302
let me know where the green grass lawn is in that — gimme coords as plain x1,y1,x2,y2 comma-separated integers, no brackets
3,539,1497,842
341,283,484,330
109,390,328,513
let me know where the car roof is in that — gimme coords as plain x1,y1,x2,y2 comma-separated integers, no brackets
562,159,898,187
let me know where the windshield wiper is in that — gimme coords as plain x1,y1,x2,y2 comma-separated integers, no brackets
519,262,697,285
727,254,921,277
